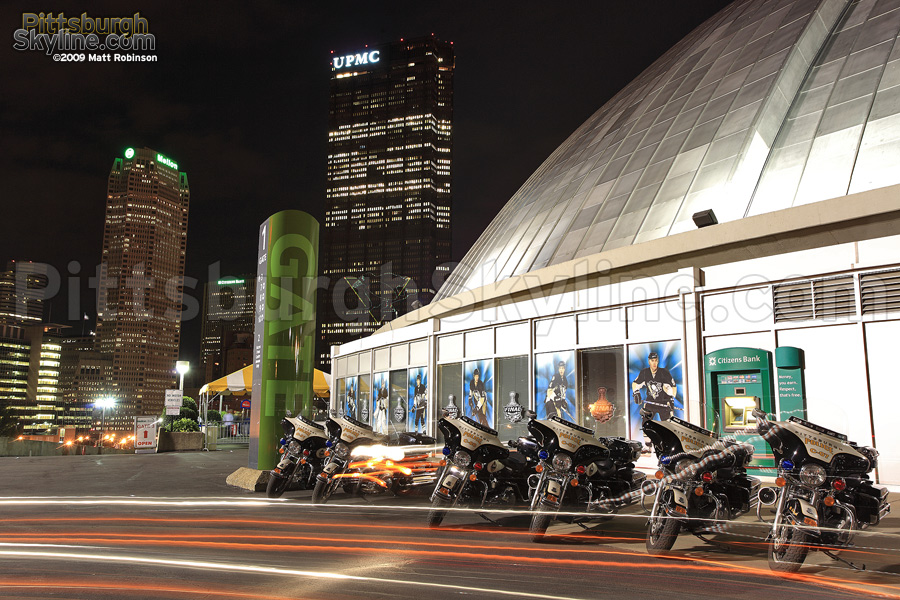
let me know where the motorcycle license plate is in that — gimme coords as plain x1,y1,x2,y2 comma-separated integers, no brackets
674,506,687,515
323,462,341,475
441,474,459,491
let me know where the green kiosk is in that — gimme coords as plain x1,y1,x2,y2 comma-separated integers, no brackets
703,347,776,471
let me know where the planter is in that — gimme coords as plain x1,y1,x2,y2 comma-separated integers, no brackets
157,431,204,453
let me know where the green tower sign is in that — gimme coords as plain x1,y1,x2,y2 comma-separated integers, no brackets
124,147,135,159
249,210,320,470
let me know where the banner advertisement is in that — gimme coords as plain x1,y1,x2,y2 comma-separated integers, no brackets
628,341,684,441
464,359,493,428
535,351,576,422
134,415,158,453
344,376,358,420
408,367,428,434
164,389,182,416
372,371,390,434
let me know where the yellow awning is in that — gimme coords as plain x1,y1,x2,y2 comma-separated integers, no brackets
199,365,330,398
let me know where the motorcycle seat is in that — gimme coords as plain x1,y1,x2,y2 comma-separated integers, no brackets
501,451,529,474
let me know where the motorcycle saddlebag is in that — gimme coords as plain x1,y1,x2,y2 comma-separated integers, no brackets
854,481,890,526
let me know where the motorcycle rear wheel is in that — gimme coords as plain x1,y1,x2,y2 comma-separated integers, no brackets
767,524,809,573
427,496,451,528
312,478,333,505
530,504,555,543
266,470,291,499
646,511,680,555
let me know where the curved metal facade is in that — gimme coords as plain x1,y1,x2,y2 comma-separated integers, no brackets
439,0,900,300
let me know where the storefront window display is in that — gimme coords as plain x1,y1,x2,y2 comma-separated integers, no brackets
372,371,390,434
464,359,494,428
535,351,577,422
628,341,684,442
408,367,428,434
389,369,408,433
496,355,529,442
344,376,358,420
579,347,626,437
358,374,371,424
438,363,462,419
336,377,346,418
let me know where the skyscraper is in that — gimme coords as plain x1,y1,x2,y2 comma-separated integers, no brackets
318,36,454,368
200,276,256,382
95,147,189,431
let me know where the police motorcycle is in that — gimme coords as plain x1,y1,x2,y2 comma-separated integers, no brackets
427,415,536,528
527,415,645,542
753,408,890,573
312,414,438,504
267,412,329,498
642,410,758,555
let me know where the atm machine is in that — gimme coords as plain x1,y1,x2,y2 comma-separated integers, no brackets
703,348,776,471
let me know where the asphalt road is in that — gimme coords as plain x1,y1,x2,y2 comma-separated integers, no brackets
1,451,898,599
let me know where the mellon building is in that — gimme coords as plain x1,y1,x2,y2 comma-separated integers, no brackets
328,0,900,484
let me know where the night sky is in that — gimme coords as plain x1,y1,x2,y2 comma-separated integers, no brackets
0,0,728,368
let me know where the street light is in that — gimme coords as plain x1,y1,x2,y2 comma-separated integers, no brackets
175,361,190,391
96,397,116,454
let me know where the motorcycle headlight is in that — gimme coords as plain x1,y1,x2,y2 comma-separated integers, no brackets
452,450,471,467
287,440,301,456
799,463,827,487
334,441,351,459
552,453,573,472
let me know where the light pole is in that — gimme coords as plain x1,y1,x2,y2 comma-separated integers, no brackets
175,361,190,391
96,397,116,454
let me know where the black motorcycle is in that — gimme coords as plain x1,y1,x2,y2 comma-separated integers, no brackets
642,412,758,555
267,413,328,498
313,415,438,504
528,415,645,542
427,415,535,528
754,409,890,572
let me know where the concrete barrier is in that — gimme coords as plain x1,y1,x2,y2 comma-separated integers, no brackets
156,432,204,453
0,437,131,457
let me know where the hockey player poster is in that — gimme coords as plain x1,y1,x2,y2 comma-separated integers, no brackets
535,351,577,422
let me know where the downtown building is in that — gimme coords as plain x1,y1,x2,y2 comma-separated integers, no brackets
95,147,189,432
0,261,66,437
331,0,900,485
200,275,256,383
318,36,454,369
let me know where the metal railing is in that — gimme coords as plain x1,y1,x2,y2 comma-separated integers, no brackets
202,422,250,448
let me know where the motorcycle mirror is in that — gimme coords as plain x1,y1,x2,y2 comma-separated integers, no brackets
524,410,536,419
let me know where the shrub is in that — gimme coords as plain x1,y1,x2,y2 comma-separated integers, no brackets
205,409,223,423
179,396,198,422
171,418,199,433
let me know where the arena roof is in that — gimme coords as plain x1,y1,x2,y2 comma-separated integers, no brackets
438,0,900,300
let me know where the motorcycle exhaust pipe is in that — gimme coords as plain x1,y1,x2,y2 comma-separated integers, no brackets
758,487,778,506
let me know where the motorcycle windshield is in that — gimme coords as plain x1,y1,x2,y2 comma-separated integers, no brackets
644,417,717,459
772,417,869,470
441,416,507,460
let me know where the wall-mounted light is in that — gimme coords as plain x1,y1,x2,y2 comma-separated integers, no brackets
692,209,718,228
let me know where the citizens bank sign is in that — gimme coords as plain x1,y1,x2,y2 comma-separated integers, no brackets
333,50,380,69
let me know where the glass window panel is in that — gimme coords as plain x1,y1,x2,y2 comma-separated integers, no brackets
580,347,627,437
389,369,408,434
496,355,530,443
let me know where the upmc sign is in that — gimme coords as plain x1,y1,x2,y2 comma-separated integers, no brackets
333,50,380,69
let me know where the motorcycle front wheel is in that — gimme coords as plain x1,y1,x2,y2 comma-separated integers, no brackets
530,503,555,543
312,478,335,505
266,470,291,499
646,510,680,555
767,524,809,573
427,496,451,528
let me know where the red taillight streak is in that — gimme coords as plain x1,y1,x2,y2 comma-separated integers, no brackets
0,579,301,599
